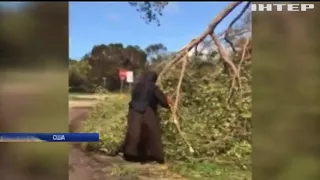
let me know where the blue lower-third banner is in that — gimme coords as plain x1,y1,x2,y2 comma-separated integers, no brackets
0,133,99,142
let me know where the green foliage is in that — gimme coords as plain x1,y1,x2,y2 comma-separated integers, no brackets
69,43,148,92
145,43,168,63
69,59,91,79
158,57,252,166
128,2,168,26
69,59,93,92
84,53,252,171
84,94,129,153
169,161,251,180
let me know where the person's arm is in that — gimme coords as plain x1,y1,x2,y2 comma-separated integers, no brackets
154,86,171,109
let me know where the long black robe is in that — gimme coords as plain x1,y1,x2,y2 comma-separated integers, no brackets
120,71,169,164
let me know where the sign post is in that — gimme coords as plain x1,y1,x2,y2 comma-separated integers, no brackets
102,77,106,89
126,71,134,92
118,69,127,93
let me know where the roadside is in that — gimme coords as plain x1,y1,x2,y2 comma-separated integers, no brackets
69,96,106,180
68,94,187,180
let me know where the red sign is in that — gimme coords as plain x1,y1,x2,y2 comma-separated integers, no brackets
118,69,127,80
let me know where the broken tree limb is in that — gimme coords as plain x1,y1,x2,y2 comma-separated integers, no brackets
170,52,194,153
237,37,251,98
157,2,248,153
224,2,250,53
210,34,238,77
158,2,243,81
173,52,188,119
210,33,240,102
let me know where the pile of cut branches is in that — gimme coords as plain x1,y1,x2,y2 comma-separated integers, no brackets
156,2,252,165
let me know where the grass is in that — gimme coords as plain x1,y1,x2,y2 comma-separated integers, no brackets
83,93,251,180
106,161,250,180
69,96,98,101
68,92,120,101
109,163,185,180
169,161,251,180
69,93,96,100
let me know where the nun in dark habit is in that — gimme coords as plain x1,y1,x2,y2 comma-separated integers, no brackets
114,71,172,164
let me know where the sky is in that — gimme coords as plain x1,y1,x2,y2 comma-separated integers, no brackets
69,2,249,60
1,2,249,59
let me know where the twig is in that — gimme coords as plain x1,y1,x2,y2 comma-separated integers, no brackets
157,51,184,88
173,53,187,116
210,34,239,102
224,2,250,53
210,34,238,74
158,2,243,81
170,52,194,153
237,37,251,98
158,20,250,85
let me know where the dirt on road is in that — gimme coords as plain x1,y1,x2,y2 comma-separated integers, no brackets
69,106,108,180
68,101,186,180
68,103,134,180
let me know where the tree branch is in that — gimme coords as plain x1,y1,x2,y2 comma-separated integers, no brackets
224,2,250,53
158,2,243,81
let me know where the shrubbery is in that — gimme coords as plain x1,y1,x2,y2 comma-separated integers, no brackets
84,54,252,170
158,58,252,166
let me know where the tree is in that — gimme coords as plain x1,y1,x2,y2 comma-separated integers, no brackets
145,43,168,63
69,58,92,92
128,2,168,26
86,43,147,91
124,45,148,70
